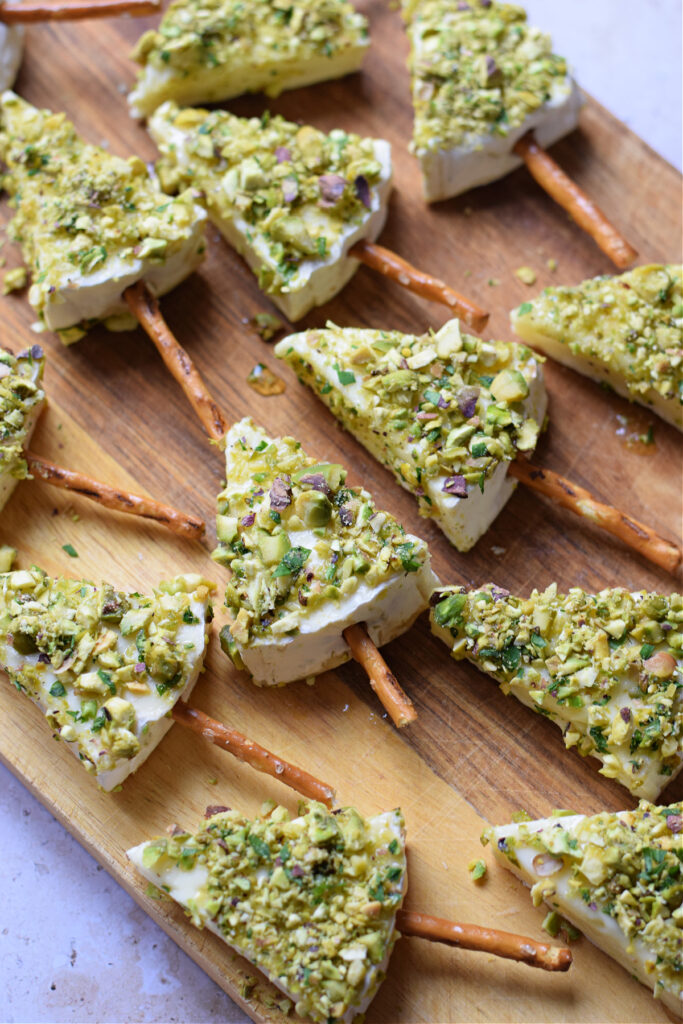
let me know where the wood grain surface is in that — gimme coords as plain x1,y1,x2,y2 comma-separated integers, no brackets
0,3,681,1022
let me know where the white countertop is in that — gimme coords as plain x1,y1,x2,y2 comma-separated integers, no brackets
1,3,681,1022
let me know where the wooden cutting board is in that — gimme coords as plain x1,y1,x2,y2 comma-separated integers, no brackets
0,3,681,1022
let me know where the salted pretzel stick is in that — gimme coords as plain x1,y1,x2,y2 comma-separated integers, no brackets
0,0,159,22
343,622,418,728
397,910,572,972
25,450,204,540
125,281,227,443
171,702,336,807
349,239,489,333
513,132,637,270
509,458,681,574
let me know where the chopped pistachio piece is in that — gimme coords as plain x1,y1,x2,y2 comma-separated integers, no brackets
432,583,683,798
0,92,206,337
274,320,546,551
511,264,683,430
2,266,26,294
0,569,215,789
514,266,536,286
486,801,683,1014
129,0,369,117
468,858,487,882
129,800,406,1024
0,343,45,512
149,103,392,321
214,418,437,684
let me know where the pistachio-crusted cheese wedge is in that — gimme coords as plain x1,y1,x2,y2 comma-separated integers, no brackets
512,265,683,430
0,91,206,341
148,103,391,321
403,0,582,202
485,802,683,1015
275,320,546,551
0,344,45,511
214,418,437,685
0,26,23,91
431,584,683,798
128,800,406,1024
0,569,214,789
129,0,369,118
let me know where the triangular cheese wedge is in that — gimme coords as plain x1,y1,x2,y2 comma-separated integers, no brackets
0,26,23,91
213,418,437,684
485,802,683,1015
512,264,683,431
0,91,206,341
0,343,45,512
128,799,406,1023
0,568,214,789
148,102,392,321
129,0,369,118
274,321,546,551
402,0,582,201
431,583,683,798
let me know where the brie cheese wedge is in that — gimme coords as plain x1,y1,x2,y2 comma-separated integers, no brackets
486,802,683,1016
128,799,406,1024
214,418,438,685
0,91,206,340
129,0,369,118
431,583,683,798
275,320,546,551
0,569,214,790
148,102,392,321
0,25,23,91
512,264,683,430
402,0,582,202
0,344,45,513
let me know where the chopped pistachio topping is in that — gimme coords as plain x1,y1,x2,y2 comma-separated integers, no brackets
137,800,405,1024
512,264,683,410
214,418,429,654
403,0,573,152
276,320,542,516
488,801,683,1004
152,103,384,297
432,583,683,797
131,0,368,91
0,569,213,779
0,92,204,332
0,343,45,486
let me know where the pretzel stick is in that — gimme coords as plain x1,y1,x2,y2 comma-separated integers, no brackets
25,451,205,540
349,239,489,333
509,458,681,574
397,910,572,972
124,282,227,443
343,622,417,728
513,132,637,270
171,702,335,808
0,0,159,22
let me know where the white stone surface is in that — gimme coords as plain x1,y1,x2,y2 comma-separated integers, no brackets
1,3,680,1022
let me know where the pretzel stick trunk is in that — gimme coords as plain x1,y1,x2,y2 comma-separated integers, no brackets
349,239,489,333
0,0,159,22
509,458,681,574
124,282,227,443
25,451,205,540
343,622,417,728
513,132,637,270
171,702,335,807
397,910,572,972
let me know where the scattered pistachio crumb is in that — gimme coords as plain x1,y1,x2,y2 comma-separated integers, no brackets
468,858,487,882
547,258,557,272
239,976,258,999
208,776,217,785
0,546,17,572
61,543,79,558
250,311,285,342
511,810,532,823
2,267,27,294
515,266,537,286
487,277,500,287
542,910,561,937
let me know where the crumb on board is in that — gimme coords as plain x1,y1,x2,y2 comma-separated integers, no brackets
3,267,27,294
514,266,537,285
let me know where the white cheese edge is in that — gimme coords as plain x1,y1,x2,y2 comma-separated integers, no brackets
0,26,23,92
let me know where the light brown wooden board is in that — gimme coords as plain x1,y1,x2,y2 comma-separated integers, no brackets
0,3,681,1022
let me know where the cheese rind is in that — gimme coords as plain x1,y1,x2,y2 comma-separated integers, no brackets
0,91,206,338
0,570,215,789
275,320,546,551
215,419,437,684
431,583,683,798
0,26,23,92
148,103,392,321
486,803,683,1016
402,0,582,201
0,344,45,512
128,800,406,1024
512,265,683,430
129,0,369,118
